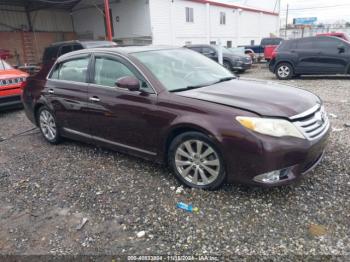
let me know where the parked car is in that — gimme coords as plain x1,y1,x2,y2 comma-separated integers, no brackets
37,40,118,78
185,44,252,73
244,48,257,63
0,49,13,60
316,32,350,42
0,59,28,110
228,47,257,63
240,37,283,62
269,36,350,79
22,46,330,189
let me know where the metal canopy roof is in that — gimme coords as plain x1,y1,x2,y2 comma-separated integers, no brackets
0,0,82,12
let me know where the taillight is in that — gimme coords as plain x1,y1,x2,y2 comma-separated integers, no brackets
271,51,277,59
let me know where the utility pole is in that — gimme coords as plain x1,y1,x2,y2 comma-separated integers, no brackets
104,0,113,41
285,4,289,38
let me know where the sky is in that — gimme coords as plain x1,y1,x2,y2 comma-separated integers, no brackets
222,0,350,23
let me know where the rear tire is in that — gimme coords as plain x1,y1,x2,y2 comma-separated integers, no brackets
37,106,61,144
168,132,226,190
275,63,293,80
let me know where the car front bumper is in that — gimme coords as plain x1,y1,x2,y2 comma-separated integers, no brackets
0,95,23,110
220,125,330,187
233,62,252,71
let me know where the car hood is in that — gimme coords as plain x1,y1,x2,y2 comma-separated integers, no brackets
0,69,28,79
176,78,320,119
225,53,246,60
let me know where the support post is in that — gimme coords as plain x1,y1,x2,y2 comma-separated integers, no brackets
25,6,33,32
285,4,289,38
218,39,223,65
104,0,113,41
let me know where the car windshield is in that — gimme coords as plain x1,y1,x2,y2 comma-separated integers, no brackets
132,48,234,92
0,59,13,70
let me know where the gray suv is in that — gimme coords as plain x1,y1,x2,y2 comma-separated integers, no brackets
185,44,252,73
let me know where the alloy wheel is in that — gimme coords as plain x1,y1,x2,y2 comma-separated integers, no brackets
174,139,221,186
277,65,290,78
39,109,57,141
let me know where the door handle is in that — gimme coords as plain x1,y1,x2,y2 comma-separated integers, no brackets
48,89,54,94
89,96,100,102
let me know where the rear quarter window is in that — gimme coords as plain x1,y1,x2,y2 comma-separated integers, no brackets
296,39,314,49
278,40,296,51
188,47,202,53
261,38,283,46
42,47,58,63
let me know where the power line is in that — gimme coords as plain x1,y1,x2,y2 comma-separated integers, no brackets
280,3,350,12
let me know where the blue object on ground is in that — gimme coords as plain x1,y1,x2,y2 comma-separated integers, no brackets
176,202,199,213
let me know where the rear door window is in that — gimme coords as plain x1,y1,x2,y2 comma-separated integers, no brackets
313,38,342,53
50,56,90,83
59,45,73,56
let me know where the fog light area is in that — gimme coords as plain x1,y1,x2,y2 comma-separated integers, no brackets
254,168,290,184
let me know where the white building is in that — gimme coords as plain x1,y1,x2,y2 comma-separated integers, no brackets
72,0,280,47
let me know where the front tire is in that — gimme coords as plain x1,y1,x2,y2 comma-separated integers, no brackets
168,132,226,190
37,106,61,144
223,60,232,71
275,63,293,80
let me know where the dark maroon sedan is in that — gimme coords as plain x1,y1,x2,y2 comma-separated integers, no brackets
22,46,330,189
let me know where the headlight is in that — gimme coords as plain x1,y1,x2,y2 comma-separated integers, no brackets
236,116,305,139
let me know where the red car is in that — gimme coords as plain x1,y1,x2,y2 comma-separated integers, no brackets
316,32,350,42
0,59,28,110
0,49,13,60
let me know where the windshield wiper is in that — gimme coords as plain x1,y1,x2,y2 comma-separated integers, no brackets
215,76,236,83
170,76,235,93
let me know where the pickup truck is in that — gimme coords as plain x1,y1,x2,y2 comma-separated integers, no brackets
316,32,350,42
240,37,283,62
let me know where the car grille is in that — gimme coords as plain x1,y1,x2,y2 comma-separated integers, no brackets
0,77,26,87
292,106,330,140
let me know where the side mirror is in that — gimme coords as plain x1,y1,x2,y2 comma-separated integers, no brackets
337,45,345,53
115,76,140,91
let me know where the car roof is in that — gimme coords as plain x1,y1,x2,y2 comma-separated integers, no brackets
298,36,350,44
49,40,116,48
57,45,181,61
185,44,210,48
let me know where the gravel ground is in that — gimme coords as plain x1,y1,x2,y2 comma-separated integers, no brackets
0,66,349,259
